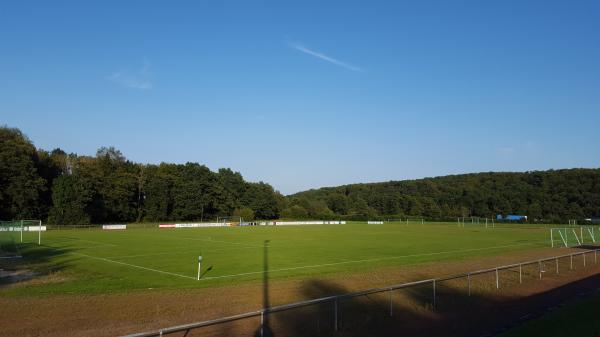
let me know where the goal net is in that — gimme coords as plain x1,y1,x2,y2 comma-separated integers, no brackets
457,217,495,228
0,220,42,257
550,227,597,248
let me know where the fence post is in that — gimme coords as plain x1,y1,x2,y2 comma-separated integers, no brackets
260,311,264,337
570,254,573,270
495,268,499,289
556,258,559,274
389,289,393,317
467,273,471,296
432,279,436,310
583,253,586,267
538,261,542,280
519,264,522,284
334,298,338,331
550,229,553,247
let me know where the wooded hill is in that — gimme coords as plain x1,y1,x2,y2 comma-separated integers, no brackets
2,126,599,225
289,169,600,222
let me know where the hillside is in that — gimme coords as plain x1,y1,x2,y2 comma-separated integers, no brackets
287,169,600,222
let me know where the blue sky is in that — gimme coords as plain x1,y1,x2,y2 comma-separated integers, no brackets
1,1,599,194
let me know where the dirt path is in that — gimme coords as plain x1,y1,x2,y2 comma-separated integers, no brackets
1,246,599,337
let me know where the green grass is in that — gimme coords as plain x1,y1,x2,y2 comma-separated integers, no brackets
0,222,553,296
499,291,600,337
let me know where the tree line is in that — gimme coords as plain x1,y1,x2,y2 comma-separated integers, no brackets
2,126,599,225
289,169,600,222
0,126,284,226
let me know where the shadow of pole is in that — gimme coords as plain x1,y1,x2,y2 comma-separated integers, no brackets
254,239,274,337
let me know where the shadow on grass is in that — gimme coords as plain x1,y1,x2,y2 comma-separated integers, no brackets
245,272,600,337
0,243,73,288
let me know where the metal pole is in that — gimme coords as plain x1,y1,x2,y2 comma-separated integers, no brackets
556,258,559,274
20,220,23,243
538,261,542,280
551,229,554,247
334,299,338,331
389,289,393,317
583,253,586,267
495,268,499,289
260,311,264,337
38,220,41,245
467,273,471,296
570,254,573,270
432,279,436,310
519,264,522,284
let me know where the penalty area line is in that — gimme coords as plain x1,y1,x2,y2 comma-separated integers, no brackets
74,252,196,280
198,241,547,281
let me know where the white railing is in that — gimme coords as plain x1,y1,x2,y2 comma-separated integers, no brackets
123,247,600,337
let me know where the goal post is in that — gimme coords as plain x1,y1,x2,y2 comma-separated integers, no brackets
404,217,424,225
457,217,495,228
0,220,42,246
549,227,596,248
217,216,242,226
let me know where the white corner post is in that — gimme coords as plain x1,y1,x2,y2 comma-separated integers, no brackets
197,255,202,280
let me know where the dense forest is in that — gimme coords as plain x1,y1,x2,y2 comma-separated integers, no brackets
0,126,284,225
1,126,599,225
289,170,600,222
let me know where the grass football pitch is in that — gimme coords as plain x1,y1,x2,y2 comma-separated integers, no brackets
1,222,554,296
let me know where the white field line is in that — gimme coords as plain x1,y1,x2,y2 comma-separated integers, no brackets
198,241,547,281
73,252,196,280
106,245,258,260
117,231,263,249
178,236,263,248
61,240,547,282
51,236,118,247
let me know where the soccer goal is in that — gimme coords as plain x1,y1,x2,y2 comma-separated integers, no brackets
217,216,242,225
550,226,597,247
457,217,495,228
404,217,424,225
0,220,43,259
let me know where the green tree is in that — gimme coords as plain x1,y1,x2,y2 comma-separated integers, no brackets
233,207,255,221
48,174,92,226
0,126,46,219
281,205,308,219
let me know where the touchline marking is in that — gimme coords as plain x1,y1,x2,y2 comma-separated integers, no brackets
74,252,196,280
198,241,547,281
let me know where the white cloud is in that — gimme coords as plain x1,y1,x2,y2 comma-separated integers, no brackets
109,59,153,90
289,42,364,72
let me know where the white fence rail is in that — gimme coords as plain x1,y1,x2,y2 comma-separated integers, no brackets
123,247,600,337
